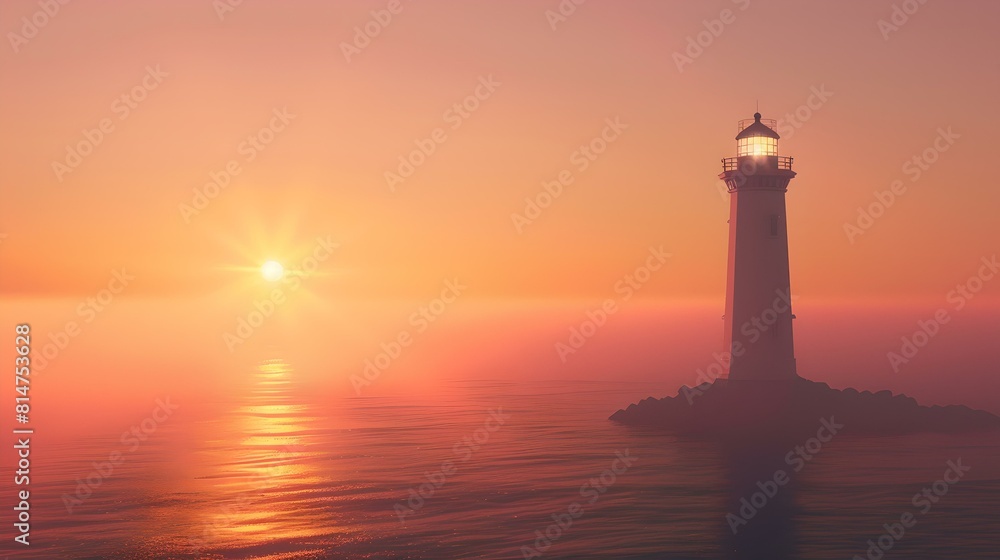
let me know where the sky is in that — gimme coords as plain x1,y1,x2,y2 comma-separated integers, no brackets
1,0,998,414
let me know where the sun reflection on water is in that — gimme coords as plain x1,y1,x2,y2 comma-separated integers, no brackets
189,358,335,555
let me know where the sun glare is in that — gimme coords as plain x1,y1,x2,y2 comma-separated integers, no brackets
261,260,284,282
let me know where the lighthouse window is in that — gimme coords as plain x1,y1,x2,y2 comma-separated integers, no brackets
769,216,779,237
737,136,777,157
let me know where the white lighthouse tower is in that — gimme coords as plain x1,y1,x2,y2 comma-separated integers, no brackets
719,112,798,382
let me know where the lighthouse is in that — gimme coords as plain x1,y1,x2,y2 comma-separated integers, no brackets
719,112,798,382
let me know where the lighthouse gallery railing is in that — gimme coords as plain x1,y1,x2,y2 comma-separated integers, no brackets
721,156,793,172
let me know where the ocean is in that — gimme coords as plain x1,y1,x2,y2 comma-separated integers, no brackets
9,357,999,559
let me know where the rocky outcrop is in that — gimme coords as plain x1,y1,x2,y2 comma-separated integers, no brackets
610,377,1000,438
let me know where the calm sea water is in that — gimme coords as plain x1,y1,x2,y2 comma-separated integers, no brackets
10,358,1000,559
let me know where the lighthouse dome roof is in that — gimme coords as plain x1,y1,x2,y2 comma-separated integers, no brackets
735,112,780,140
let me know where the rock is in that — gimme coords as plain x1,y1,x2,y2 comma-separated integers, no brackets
609,376,1000,438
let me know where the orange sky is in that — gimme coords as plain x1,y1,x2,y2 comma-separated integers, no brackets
1,0,999,432
1,0,998,304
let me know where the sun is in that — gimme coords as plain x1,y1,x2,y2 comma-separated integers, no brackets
261,260,284,282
